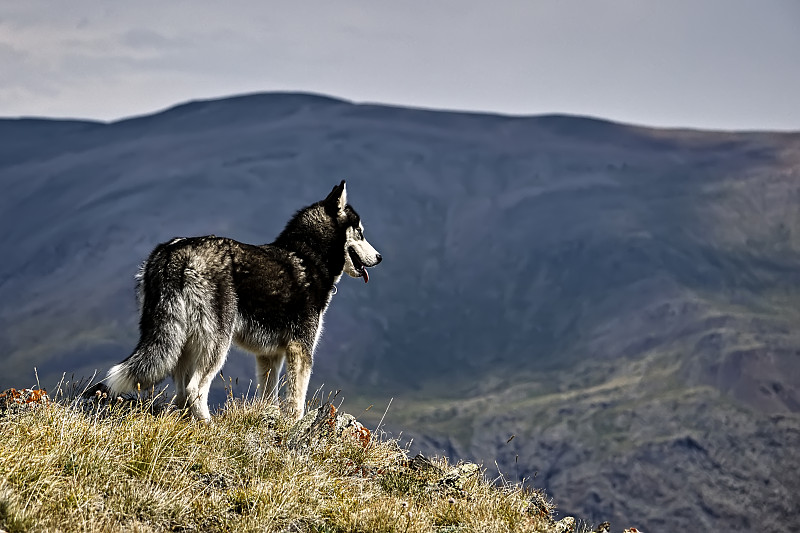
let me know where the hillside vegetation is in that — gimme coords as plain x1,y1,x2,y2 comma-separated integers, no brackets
0,387,590,533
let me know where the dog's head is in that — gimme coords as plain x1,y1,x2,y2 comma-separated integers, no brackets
323,180,382,283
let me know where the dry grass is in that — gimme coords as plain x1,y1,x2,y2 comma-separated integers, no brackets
0,388,575,533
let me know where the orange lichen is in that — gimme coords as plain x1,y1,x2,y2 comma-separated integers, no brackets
342,420,371,448
326,404,338,428
0,388,50,412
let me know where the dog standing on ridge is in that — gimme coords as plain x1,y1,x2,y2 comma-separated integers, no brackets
105,181,381,421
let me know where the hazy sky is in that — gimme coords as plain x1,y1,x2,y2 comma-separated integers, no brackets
1,1,798,130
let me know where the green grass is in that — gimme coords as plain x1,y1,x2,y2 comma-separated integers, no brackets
0,390,578,533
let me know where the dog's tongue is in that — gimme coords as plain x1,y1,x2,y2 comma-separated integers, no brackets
362,268,369,283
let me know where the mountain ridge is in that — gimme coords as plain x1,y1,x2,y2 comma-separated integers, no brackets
1,92,799,531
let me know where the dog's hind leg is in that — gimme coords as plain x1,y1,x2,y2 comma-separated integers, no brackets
183,336,232,422
179,264,236,421
255,351,285,404
284,341,312,421
171,345,195,411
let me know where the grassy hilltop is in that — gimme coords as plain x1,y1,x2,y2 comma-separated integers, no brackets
0,387,597,533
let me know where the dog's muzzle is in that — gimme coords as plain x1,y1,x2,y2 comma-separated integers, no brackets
348,247,381,283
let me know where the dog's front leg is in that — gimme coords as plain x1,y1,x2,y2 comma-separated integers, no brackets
284,341,312,420
255,351,285,404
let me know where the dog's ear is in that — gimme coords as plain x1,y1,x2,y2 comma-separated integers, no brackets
324,180,347,213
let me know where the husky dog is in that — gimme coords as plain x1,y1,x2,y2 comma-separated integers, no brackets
105,181,381,421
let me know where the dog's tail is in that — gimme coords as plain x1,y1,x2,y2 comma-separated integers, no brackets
106,246,188,396
105,332,184,396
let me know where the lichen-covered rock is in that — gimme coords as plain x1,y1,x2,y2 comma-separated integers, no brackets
0,388,49,416
286,403,372,449
439,462,480,489
554,516,575,532
408,453,442,474
286,407,324,448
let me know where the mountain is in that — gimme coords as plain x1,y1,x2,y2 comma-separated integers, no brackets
1,92,799,531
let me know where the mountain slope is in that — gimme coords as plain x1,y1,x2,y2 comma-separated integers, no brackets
1,93,799,531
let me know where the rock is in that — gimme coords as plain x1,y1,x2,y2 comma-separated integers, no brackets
439,462,480,490
554,516,575,532
0,388,49,416
286,403,372,449
408,453,442,474
286,407,326,448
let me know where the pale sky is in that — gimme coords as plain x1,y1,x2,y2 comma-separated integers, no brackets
1,1,798,130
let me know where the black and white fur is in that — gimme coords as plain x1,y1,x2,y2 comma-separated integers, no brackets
105,181,381,421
